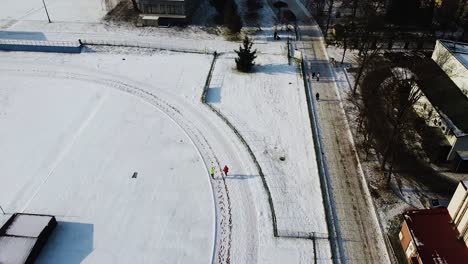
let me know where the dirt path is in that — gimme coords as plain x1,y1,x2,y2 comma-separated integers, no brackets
297,23,391,264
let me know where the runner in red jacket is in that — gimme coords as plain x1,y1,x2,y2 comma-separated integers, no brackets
223,165,229,176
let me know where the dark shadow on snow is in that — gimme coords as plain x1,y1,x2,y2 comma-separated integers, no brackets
36,222,94,264
254,63,297,74
206,87,222,103
226,174,258,180
0,31,47,41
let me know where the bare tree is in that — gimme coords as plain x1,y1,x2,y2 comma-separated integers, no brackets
325,0,335,38
347,0,386,94
352,40,382,94
380,67,422,170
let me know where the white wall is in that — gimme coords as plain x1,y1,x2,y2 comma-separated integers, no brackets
413,92,457,146
448,182,468,243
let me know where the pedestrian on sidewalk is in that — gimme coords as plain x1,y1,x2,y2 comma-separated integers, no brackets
274,31,278,40
210,166,215,178
223,165,229,177
316,92,320,101
316,72,320,81
312,71,316,78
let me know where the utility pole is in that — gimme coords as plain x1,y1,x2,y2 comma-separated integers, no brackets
42,0,52,23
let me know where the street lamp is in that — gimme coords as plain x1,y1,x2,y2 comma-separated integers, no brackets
42,0,51,23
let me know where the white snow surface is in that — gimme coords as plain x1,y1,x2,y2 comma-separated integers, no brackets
207,33,331,261
0,50,215,263
208,53,327,234
0,0,119,23
0,7,333,261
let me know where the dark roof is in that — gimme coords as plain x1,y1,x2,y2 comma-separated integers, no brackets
404,208,468,263
415,58,468,135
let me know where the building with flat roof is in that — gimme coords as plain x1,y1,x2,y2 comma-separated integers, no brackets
412,40,468,167
0,213,57,264
399,208,468,263
400,180,468,263
432,40,468,96
137,0,200,25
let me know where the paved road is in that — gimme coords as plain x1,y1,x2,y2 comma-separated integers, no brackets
291,17,392,264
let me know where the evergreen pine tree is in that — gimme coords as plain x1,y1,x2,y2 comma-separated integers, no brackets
234,37,257,72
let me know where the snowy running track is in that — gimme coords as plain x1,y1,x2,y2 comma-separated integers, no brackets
0,23,331,263
0,56,239,263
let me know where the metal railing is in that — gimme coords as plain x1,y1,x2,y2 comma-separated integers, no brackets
81,38,213,54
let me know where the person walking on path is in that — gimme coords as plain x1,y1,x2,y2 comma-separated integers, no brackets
223,165,229,177
316,72,320,81
316,92,320,101
210,166,215,178
312,71,316,78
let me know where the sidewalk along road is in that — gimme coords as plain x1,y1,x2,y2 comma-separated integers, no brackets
295,22,392,264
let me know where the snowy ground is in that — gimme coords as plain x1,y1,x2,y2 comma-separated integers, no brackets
0,49,215,263
206,27,332,260
0,0,119,24
0,42,330,263
208,53,328,235
0,1,335,262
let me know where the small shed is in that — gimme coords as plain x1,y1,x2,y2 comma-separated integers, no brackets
453,151,468,173
0,213,57,264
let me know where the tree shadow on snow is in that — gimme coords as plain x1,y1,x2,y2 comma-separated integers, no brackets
226,174,258,180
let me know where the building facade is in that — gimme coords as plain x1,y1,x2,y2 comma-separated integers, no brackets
412,40,468,165
432,40,468,97
137,0,200,24
448,180,468,243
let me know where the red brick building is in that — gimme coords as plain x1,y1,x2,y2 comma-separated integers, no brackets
399,208,468,263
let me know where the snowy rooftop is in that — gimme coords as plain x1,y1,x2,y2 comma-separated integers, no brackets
0,213,56,264
5,214,54,237
440,40,468,68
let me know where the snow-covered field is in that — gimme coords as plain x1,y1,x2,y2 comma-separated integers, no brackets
0,1,334,260
0,49,215,263
0,0,119,23
207,37,331,260
209,53,327,234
